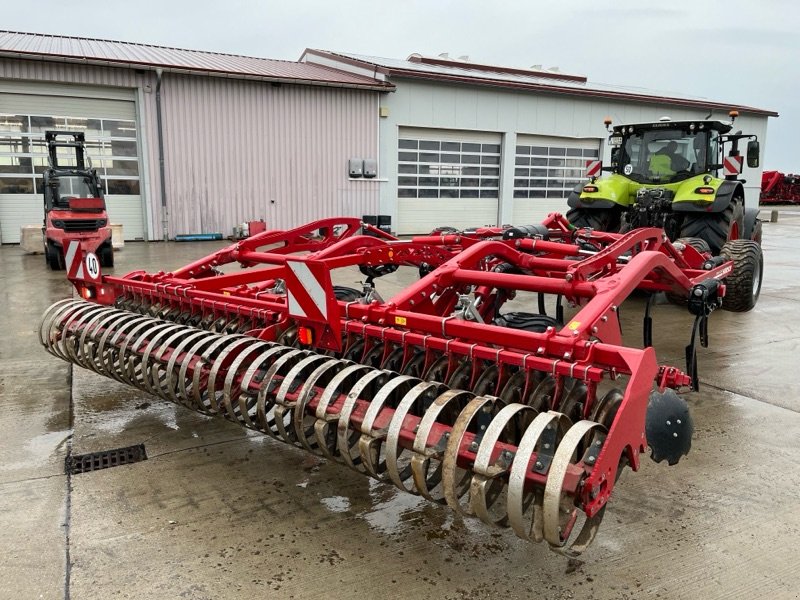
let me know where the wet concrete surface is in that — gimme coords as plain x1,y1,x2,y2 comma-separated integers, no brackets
2,216,800,599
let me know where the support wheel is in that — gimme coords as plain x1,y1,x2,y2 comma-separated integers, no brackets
679,196,744,254
720,240,762,312
566,207,620,232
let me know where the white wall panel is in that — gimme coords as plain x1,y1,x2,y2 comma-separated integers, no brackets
397,198,497,233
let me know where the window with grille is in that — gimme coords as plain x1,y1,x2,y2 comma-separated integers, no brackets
0,114,140,196
398,138,501,199
513,145,599,199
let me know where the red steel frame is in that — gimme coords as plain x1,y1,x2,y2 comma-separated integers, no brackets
66,214,729,521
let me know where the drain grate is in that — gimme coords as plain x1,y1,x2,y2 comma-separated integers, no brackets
66,443,147,475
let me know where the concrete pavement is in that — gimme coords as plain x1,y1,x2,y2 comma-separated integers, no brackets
2,216,799,599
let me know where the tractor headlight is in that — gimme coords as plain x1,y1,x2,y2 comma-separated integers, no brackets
52,220,65,229
689,123,696,131
96,219,107,227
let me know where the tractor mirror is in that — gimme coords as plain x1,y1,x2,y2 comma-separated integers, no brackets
746,140,760,168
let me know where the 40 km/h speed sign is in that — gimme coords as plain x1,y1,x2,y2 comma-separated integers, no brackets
84,252,101,280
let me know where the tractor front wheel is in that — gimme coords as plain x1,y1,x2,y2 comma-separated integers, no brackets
720,240,763,312
679,196,744,255
566,207,621,232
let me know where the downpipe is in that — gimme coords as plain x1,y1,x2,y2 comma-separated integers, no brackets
155,68,169,242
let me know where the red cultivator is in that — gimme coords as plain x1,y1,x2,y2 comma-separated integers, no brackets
40,215,763,555
761,170,800,204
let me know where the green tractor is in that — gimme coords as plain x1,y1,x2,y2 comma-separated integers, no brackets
566,111,762,255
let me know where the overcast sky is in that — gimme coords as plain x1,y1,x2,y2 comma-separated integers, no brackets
4,0,797,171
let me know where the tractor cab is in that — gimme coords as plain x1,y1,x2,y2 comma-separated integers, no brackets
566,112,762,255
609,120,733,185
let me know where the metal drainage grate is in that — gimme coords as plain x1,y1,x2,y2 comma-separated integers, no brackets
66,443,147,475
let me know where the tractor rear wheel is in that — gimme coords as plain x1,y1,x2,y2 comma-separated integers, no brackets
566,207,621,232
719,240,762,312
679,196,744,255
748,219,763,245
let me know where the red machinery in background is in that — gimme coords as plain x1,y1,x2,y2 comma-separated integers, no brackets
761,170,800,204
41,214,763,556
42,130,114,271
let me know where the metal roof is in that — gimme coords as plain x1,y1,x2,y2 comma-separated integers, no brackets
0,31,393,90
302,50,778,117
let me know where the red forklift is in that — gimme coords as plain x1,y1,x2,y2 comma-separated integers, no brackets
43,130,113,270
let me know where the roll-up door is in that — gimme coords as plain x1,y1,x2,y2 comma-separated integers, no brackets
0,82,144,243
512,135,601,225
397,127,502,234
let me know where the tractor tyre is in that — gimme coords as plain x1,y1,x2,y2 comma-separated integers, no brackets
675,237,711,255
748,219,763,245
679,196,744,255
566,207,621,232
743,207,762,245
99,243,114,269
719,240,763,312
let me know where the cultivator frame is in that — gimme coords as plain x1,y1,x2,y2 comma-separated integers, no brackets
42,214,741,555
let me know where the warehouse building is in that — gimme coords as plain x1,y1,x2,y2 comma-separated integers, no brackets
0,31,390,243
302,51,777,234
0,31,776,242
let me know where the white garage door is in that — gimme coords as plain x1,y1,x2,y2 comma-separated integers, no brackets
397,128,502,234
512,135,601,224
0,82,144,243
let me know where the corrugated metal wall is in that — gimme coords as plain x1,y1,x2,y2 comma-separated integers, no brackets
159,74,379,237
1,58,381,240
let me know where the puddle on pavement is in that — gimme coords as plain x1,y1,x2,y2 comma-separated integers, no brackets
320,495,351,513
0,429,72,472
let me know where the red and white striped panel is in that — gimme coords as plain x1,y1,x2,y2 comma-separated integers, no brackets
283,259,336,323
723,155,743,177
585,160,602,178
65,240,101,281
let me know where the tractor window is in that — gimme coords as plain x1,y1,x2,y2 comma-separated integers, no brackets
619,129,710,184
